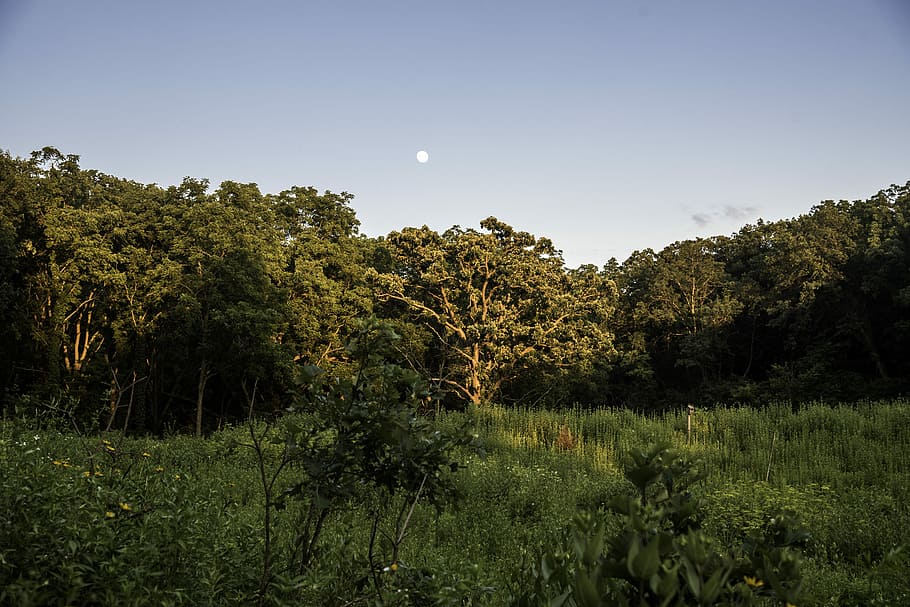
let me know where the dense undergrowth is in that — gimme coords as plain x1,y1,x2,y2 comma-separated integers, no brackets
2,400,908,606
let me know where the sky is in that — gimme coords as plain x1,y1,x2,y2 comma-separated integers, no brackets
1,0,909,267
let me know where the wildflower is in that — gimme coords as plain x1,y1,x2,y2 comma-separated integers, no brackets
390,563,398,572
52,460,64,466
105,445,116,453
83,471,91,477
154,466,164,472
105,511,115,519
174,474,181,480
94,471,103,477
142,452,151,458
119,502,132,511
102,439,111,446
744,576,764,588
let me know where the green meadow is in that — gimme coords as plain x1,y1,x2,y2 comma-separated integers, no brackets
3,400,908,606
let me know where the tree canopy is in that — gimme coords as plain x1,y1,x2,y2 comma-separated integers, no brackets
374,218,616,406
2,146,908,429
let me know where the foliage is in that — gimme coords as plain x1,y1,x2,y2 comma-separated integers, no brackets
233,316,479,602
511,444,806,607
373,217,615,406
619,239,742,392
156,178,288,435
273,186,377,371
1,401,909,605
3,145,910,414
0,424,263,605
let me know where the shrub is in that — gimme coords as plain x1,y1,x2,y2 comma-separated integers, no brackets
511,444,807,607
233,316,480,604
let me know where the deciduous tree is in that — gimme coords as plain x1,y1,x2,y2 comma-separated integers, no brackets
374,218,615,406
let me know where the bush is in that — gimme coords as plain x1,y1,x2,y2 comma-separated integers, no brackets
0,427,261,605
511,444,807,607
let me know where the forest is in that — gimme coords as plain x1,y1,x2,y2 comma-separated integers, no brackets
3,147,910,606
2,146,908,431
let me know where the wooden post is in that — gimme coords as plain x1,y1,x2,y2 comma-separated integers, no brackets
687,404,695,445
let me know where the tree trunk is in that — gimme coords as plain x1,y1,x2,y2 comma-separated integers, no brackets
195,359,209,437
469,344,483,404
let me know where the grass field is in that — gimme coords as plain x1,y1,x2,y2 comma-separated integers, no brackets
2,400,908,606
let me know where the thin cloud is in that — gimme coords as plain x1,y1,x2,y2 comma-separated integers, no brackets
690,205,759,228
723,205,758,220
691,213,712,227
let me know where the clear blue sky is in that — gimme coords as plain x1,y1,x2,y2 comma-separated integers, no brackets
2,0,909,267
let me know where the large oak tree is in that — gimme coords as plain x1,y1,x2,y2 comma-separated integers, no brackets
374,217,615,405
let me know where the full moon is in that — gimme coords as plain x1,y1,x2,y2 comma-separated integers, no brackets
416,150,429,163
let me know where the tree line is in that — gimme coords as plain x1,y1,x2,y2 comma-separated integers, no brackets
1,147,907,432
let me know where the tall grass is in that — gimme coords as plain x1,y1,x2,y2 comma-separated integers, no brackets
460,400,910,492
3,399,908,605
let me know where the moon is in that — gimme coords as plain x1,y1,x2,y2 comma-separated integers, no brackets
416,150,429,163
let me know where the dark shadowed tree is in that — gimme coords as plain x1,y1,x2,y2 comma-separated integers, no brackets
155,179,287,435
617,238,742,403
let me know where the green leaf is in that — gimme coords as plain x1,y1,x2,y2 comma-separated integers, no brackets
626,535,642,577
549,589,572,607
634,536,661,579
700,566,729,604
657,563,679,601
681,557,701,598
574,569,600,607
541,554,554,582
626,463,661,494
582,524,605,567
